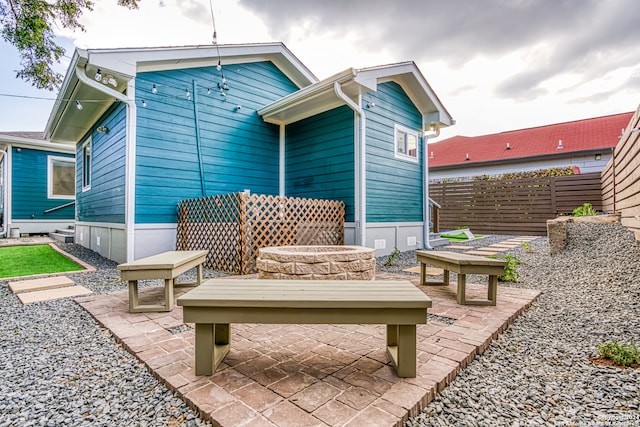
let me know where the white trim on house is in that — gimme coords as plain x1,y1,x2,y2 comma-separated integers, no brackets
394,123,420,163
47,155,75,200
81,138,92,192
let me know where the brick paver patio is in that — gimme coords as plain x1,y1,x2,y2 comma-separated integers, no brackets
76,273,540,426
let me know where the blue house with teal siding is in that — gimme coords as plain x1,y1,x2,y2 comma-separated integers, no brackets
43,43,453,262
0,133,75,237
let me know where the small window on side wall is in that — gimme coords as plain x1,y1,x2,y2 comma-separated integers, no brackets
394,124,419,162
82,138,92,191
48,156,75,199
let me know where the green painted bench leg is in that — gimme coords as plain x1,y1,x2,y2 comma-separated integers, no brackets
488,275,498,305
164,278,173,311
194,323,231,376
386,324,417,378
456,273,466,305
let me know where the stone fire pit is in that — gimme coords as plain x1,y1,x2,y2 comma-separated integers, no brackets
257,245,376,280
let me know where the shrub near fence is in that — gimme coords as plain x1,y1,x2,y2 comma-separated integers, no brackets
176,193,345,274
430,173,602,235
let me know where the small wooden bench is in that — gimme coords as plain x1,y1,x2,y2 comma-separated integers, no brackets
118,250,208,313
177,279,432,378
416,250,507,306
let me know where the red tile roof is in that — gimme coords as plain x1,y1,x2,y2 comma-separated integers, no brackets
428,112,634,168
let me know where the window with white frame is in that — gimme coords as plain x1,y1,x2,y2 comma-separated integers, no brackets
48,156,75,199
394,124,419,162
82,138,92,191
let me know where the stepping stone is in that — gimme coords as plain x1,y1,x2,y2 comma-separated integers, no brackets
484,246,510,252
490,243,520,248
17,285,93,305
446,245,472,250
465,250,499,256
9,276,75,294
403,265,443,275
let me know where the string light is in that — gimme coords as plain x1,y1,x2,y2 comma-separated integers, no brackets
186,88,191,100
141,99,147,108
94,69,102,81
216,60,221,72
75,100,83,110
152,84,157,94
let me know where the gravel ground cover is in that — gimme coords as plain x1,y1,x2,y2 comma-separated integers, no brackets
405,222,640,427
0,222,638,426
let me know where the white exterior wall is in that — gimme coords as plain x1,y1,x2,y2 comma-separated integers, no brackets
430,152,611,182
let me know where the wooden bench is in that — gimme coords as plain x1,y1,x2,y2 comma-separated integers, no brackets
177,279,432,378
117,250,208,313
416,250,507,306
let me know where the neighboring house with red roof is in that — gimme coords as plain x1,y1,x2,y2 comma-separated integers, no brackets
428,112,633,181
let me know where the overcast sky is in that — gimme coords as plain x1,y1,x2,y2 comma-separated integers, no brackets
0,0,638,140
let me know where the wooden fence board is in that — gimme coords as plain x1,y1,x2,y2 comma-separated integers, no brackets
431,172,602,235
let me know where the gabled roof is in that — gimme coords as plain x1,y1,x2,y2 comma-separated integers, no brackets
45,43,318,143
258,62,454,130
428,112,634,169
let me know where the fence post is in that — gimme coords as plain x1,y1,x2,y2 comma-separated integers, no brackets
550,177,557,216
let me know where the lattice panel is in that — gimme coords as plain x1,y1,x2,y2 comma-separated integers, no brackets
240,194,345,274
176,193,243,273
176,193,345,274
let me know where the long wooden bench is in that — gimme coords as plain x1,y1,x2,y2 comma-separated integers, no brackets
117,250,208,313
416,250,507,306
177,279,432,378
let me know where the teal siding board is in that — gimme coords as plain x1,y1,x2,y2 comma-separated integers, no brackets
364,82,423,223
11,147,74,220
76,103,127,224
135,61,297,224
286,106,355,221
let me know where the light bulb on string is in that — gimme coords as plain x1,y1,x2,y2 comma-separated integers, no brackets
186,88,191,100
94,69,102,81
142,99,147,108
152,84,157,94
216,60,222,72
75,100,83,110
207,88,211,95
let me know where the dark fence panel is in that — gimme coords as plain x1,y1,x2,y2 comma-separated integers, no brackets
430,172,602,235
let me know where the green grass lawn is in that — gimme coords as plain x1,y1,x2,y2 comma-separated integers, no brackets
0,244,84,279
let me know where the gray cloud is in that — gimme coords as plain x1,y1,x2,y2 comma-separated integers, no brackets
239,0,640,100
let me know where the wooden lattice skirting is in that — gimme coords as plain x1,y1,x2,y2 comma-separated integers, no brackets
176,193,345,274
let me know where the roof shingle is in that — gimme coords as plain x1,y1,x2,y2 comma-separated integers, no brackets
428,112,633,167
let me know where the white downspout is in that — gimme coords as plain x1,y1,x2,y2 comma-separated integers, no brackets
75,65,137,261
333,82,366,247
279,124,285,196
422,126,440,250
0,149,8,237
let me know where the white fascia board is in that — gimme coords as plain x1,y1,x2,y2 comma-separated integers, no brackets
354,62,415,91
258,69,356,124
85,43,318,89
44,50,86,139
0,135,75,154
356,62,454,129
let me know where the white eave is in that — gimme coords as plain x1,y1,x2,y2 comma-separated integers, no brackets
0,133,75,154
45,43,318,144
258,61,454,129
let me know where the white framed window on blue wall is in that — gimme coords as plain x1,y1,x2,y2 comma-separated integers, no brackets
394,124,419,162
47,156,75,199
82,138,92,191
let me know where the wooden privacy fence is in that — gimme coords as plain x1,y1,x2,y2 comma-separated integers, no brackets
430,173,602,235
601,106,640,239
176,193,345,274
